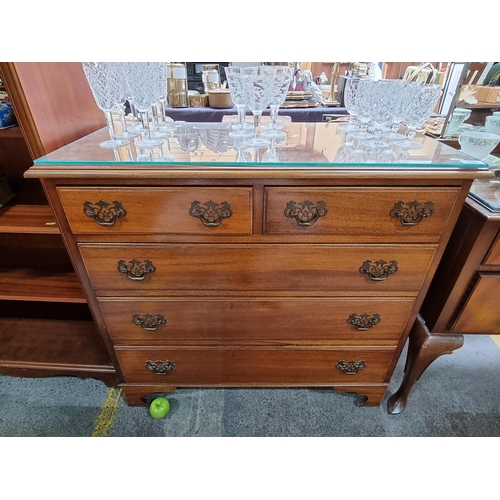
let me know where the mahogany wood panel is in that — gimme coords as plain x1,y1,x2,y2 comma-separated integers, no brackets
0,317,114,369
484,231,500,265
57,187,253,235
2,62,105,158
0,205,58,234
78,243,437,295
264,187,460,237
116,346,396,385
449,273,500,334
98,296,416,345
0,266,86,302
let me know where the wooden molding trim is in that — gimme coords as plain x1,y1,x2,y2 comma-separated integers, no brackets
0,62,45,159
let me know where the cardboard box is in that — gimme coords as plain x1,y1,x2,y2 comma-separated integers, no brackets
472,85,491,102
484,86,500,104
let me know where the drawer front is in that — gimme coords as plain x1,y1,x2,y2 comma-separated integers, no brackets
449,273,500,334
57,187,253,235
79,243,437,294
98,297,416,345
264,187,459,236
116,346,396,384
484,231,500,265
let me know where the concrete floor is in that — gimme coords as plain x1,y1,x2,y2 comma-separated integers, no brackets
1,335,500,437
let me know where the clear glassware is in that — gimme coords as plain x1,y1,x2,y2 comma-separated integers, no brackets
384,79,408,140
121,62,164,150
351,77,374,135
242,65,274,148
395,83,442,150
81,62,129,149
261,129,287,162
369,80,396,139
261,64,294,134
361,139,398,163
225,66,254,135
339,76,361,133
112,63,142,141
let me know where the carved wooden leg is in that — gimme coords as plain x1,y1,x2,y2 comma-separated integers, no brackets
387,314,464,415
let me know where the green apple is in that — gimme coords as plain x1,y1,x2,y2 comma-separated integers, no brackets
149,397,170,419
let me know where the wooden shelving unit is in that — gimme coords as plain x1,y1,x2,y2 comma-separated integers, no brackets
457,102,500,109
0,62,116,386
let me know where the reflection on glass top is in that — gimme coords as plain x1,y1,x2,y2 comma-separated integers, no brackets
469,177,500,211
34,121,489,168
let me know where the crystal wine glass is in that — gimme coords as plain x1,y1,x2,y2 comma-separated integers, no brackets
225,66,254,135
348,77,374,141
261,64,294,134
369,80,396,139
121,62,164,150
395,83,441,152
112,63,142,141
339,76,361,133
242,65,274,148
81,62,129,149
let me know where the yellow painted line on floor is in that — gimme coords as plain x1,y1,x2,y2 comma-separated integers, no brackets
92,388,122,437
491,335,500,349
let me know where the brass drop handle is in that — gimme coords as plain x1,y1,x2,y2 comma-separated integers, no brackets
83,200,127,226
284,200,328,226
359,259,398,281
189,200,233,227
336,360,366,375
145,359,176,375
347,313,381,331
133,313,167,331
117,259,156,281
390,200,434,226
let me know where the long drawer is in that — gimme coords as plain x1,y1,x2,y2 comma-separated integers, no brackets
264,187,460,237
115,346,396,384
98,296,416,345
79,243,437,295
57,187,253,235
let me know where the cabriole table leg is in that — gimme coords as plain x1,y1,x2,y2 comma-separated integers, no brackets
387,314,464,415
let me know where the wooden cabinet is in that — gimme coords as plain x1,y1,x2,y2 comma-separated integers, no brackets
388,178,500,413
0,63,116,385
25,123,490,407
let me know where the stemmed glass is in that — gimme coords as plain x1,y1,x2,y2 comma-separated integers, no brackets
112,63,142,141
121,62,164,151
369,80,396,139
384,79,408,140
395,83,441,153
339,76,361,133
242,65,274,148
261,64,294,133
348,77,373,141
225,66,253,136
81,62,129,149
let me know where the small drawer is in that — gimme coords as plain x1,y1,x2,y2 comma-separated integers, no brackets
264,187,459,237
449,273,500,334
79,243,437,295
57,187,253,235
98,296,416,345
484,231,500,265
115,346,397,384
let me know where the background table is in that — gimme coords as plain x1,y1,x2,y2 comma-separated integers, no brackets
164,105,348,123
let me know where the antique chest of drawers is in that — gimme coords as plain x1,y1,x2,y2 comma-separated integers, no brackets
25,123,491,408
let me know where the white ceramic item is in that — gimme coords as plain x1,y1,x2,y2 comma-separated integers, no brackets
458,130,500,160
485,115,500,135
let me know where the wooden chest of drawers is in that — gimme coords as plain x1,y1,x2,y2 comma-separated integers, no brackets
26,124,491,408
